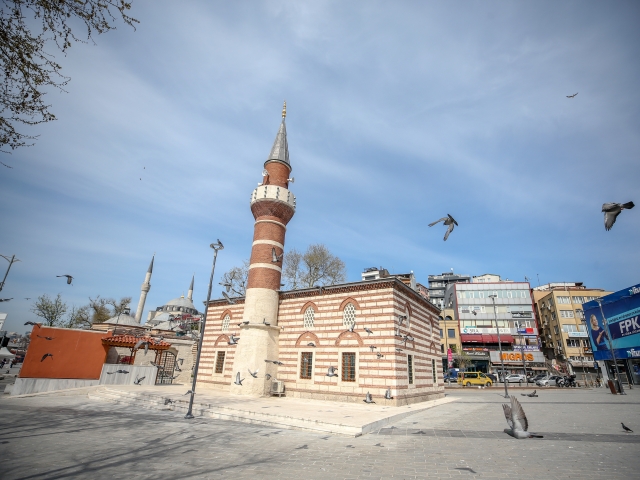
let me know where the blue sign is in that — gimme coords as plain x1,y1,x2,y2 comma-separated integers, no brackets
583,282,640,361
594,362,598,369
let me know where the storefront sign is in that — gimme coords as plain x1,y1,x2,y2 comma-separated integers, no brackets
462,326,538,336
568,331,588,338
489,351,545,364
463,347,489,352
512,345,540,352
512,312,533,318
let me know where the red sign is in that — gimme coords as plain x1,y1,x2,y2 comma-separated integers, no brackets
447,348,453,367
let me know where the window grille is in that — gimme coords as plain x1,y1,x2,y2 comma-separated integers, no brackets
214,351,225,373
300,352,313,379
222,314,230,332
341,352,356,382
432,359,437,384
343,303,356,328
303,307,315,328
408,355,414,384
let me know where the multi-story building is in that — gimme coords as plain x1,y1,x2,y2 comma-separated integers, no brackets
532,283,611,374
444,281,544,375
427,271,470,309
361,267,416,291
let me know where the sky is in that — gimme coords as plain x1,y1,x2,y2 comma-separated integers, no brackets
1,1,639,334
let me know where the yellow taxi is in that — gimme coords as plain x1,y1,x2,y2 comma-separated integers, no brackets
457,371,493,387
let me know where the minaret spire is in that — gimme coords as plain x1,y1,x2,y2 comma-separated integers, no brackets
134,254,154,324
266,101,289,166
187,275,194,301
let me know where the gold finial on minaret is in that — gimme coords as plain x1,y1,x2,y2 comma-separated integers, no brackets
282,100,287,118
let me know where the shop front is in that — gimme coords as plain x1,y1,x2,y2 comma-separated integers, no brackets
489,350,546,376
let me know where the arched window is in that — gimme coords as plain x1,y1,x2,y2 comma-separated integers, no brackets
343,303,356,328
222,314,230,332
303,307,315,329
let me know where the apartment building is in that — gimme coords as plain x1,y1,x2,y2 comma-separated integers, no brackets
427,271,470,309
532,283,611,373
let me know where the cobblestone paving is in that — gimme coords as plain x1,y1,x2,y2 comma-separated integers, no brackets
1,387,639,479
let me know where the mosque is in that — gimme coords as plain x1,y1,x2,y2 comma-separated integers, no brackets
197,104,445,405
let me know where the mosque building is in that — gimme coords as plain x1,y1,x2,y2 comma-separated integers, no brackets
198,104,445,405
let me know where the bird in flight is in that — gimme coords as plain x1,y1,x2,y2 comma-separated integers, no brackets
184,390,194,395
234,372,244,386
164,398,174,405
364,327,373,335
271,247,283,263
398,315,407,325
237,321,249,327
376,353,384,359
24,297,31,300
521,390,538,398
265,373,272,380
265,359,284,365
428,214,458,241
369,345,377,352
219,282,232,293
0,298,12,302
37,335,55,340
222,291,235,304
363,392,375,404
621,423,633,433
248,368,259,378
228,335,239,345
133,339,151,355
602,202,634,231
326,366,338,377
566,92,578,98
134,376,146,385
40,353,53,362
502,396,543,439
56,275,73,285
107,369,129,374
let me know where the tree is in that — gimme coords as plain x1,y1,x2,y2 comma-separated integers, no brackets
220,260,249,296
65,304,91,329
31,293,67,326
453,350,473,370
0,1,138,158
282,244,347,289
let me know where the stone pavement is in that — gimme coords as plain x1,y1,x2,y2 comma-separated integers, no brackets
1,387,639,479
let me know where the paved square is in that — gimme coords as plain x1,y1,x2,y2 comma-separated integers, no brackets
1,387,639,479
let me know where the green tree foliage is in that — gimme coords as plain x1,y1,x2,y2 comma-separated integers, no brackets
30,293,67,326
0,0,137,158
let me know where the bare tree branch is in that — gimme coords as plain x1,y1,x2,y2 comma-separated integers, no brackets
30,293,67,326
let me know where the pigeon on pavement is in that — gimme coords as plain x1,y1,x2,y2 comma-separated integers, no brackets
622,423,633,433
502,396,543,439
363,392,375,404
428,214,458,241
603,202,634,231
521,390,538,398
384,389,393,400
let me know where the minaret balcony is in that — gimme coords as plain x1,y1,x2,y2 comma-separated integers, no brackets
250,185,296,211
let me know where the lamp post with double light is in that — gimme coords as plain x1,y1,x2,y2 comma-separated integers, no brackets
489,294,509,398
185,239,224,419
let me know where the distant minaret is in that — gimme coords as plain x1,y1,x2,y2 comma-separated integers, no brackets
187,275,194,301
134,255,154,324
230,102,296,396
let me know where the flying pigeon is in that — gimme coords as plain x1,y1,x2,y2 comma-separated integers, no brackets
376,353,384,359
428,214,458,241
307,342,316,347
174,363,182,372
364,327,373,335
502,396,543,439
271,247,283,263
248,368,259,378
237,321,249,326
395,348,403,352
566,92,578,98
185,390,194,395
37,335,55,340
265,374,272,380
228,335,239,345
602,202,634,231
24,321,41,327
0,298,12,302
177,358,184,365
133,340,151,355
326,366,338,377
398,315,407,325
265,359,284,365
150,362,164,369
40,353,53,362
222,291,236,304
622,423,633,433
219,281,232,293
56,275,74,285
363,392,375,404
234,372,244,386
24,297,31,300
134,376,145,385
107,369,129,374
521,390,538,398
369,345,377,352
384,388,393,400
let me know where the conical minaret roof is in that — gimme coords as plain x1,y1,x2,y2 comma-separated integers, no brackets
147,255,155,274
266,101,289,166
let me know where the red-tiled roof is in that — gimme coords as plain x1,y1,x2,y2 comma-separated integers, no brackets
101,335,171,349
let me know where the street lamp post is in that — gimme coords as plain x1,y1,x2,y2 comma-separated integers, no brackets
490,294,509,398
442,309,450,383
0,254,20,292
514,321,529,385
185,240,224,419
596,298,626,395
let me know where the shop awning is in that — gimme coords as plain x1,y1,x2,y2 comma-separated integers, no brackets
460,334,514,344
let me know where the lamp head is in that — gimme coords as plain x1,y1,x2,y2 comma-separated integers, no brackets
211,239,224,251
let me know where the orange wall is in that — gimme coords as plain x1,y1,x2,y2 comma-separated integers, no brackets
20,326,112,379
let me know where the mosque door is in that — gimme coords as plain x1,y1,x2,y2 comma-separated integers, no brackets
156,351,177,385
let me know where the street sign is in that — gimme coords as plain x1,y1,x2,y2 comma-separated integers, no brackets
594,362,598,369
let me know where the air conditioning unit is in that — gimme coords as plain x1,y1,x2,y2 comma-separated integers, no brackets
271,380,285,396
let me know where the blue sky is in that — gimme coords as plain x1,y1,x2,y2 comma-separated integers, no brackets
1,1,639,333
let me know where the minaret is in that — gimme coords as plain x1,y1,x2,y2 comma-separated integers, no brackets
230,102,296,396
134,255,154,324
187,275,194,301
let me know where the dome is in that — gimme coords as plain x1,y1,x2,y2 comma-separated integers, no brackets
166,295,195,309
161,295,198,315
104,314,139,327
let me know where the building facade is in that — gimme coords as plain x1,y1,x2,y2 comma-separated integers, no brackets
532,283,611,374
427,271,470,309
446,281,544,375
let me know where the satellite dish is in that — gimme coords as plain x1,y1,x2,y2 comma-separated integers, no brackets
262,169,269,177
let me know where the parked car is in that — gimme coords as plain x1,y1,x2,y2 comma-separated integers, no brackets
503,374,527,384
486,373,498,383
528,374,547,384
457,371,493,387
536,375,563,386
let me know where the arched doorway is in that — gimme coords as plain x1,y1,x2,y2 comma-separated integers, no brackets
156,350,177,385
